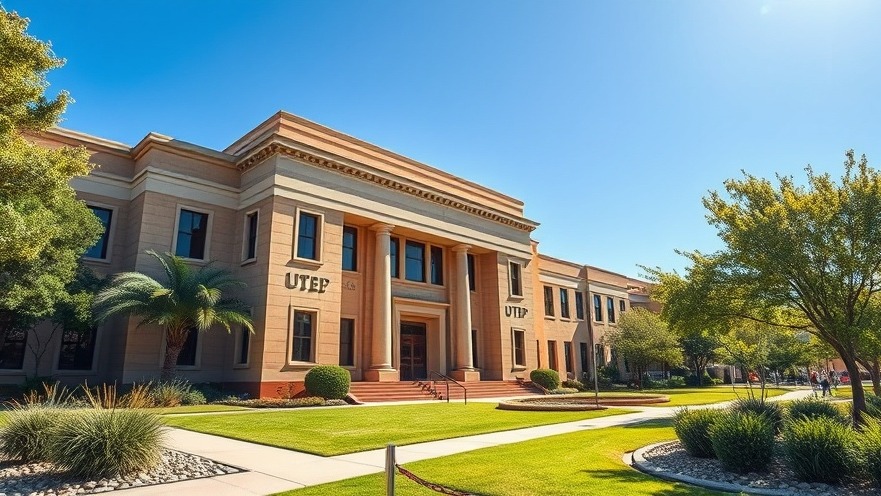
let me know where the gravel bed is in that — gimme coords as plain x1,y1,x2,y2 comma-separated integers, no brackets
0,449,241,495
643,441,876,496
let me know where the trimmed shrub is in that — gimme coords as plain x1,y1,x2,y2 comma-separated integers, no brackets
150,379,191,407
0,406,60,461
710,378,725,386
549,387,579,395
562,379,585,391
673,408,717,458
685,372,713,387
181,389,207,405
667,376,687,388
782,417,858,483
710,412,775,474
787,398,845,422
731,397,784,433
530,368,561,391
49,409,164,477
304,365,351,400
859,417,881,486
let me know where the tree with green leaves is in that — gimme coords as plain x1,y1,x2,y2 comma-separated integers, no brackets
767,330,812,386
678,330,719,386
0,9,103,341
649,151,881,426
603,307,681,389
94,251,254,379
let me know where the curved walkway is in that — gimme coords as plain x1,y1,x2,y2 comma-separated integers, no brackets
124,388,814,495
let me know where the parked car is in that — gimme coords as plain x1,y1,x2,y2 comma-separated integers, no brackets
840,371,851,384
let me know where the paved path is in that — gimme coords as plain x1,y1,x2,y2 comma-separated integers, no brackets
123,388,814,496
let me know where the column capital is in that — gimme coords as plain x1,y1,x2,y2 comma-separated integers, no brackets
370,223,395,235
452,244,472,253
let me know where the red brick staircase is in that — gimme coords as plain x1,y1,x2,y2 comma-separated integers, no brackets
348,380,541,403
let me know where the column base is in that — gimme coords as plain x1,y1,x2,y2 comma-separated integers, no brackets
449,370,481,382
364,369,400,382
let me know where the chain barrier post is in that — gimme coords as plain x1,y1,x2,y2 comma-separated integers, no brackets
386,443,396,496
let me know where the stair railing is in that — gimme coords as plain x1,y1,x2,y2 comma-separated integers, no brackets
426,371,468,404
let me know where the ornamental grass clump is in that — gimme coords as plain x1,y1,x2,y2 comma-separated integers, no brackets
731,397,784,433
49,409,165,477
709,411,775,474
782,416,858,484
0,405,61,462
673,408,717,458
305,365,351,400
150,378,192,407
859,417,881,487
787,398,845,423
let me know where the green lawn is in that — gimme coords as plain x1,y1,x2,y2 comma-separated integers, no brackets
640,387,789,407
163,403,629,456
278,420,718,496
155,404,250,415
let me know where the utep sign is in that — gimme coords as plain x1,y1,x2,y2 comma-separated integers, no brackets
285,272,330,293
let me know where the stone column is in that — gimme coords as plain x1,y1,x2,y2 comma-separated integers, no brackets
366,223,398,381
451,244,480,382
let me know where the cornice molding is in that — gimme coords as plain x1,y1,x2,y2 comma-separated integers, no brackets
237,142,539,233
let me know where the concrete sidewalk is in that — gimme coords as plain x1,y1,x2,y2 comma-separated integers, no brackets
123,388,814,495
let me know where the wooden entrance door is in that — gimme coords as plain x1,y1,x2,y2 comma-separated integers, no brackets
400,322,427,381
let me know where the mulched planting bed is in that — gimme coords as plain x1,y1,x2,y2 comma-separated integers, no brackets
497,397,609,411
0,449,241,495
641,441,876,496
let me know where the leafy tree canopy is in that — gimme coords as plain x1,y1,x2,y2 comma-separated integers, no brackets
604,307,680,388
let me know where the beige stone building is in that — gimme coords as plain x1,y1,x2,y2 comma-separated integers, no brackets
4,111,654,396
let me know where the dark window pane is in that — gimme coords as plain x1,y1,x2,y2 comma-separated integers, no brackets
607,297,616,323
176,210,208,259
58,327,97,370
430,246,443,285
593,295,602,322
339,318,355,366
471,329,478,368
620,300,626,312
405,241,425,282
292,311,313,362
85,207,112,259
510,263,522,296
547,341,558,371
390,237,400,278
560,288,570,319
595,344,605,366
513,330,525,366
543,286,554,316
342,226,358,271
177,328,199,366
0,329,27,369
296,213,319,260
246,212,258,260
238,327,250,365
467,254,476,291
580,342,589,375
564,342,573,374
575,292,585,320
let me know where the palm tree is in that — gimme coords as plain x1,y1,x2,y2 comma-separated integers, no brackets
94,250,254,380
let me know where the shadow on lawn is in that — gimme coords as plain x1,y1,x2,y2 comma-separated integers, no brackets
619,419,673,429
579,468,716,495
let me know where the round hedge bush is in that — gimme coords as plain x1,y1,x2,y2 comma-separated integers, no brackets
782,416,858,483
787,397,844,423
673,408,717,458
530,368,561,390
859,417,881,487
50,409,164,477
0,406,60,462
305,365,351,400
731,397,784,433
710,411,775,474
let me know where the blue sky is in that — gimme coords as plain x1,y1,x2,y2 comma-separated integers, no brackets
7,1,881,277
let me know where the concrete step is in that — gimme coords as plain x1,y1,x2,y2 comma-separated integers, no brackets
349,380,542,403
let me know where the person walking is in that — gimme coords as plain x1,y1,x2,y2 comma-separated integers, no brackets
810,370,819,396
820,374,831,397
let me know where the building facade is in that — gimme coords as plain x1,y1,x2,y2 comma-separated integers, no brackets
4,112,652,396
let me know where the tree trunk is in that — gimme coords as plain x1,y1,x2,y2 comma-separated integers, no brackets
162,345,182,381
871,359,881,397
843,355,867,428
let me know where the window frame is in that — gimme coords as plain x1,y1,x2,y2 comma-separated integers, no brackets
579,342,589,376
467,253,477,292
620,300,626,312
404,240,426,283
292,208,324,264
607,296,616,323
593,294,603,322
547,340,558,372
543,286,555,317
289,307,319,365
242,209,259,263
338,316,357,368
172,205,213,262
575,291,585,320
83,204,116,263
233,309,253,368
390,236,400,279
564,341,573,374
0,328,27,371
512,328,526,368
560,288,570,320
595,343,605,367
430,246,444,285
342,225,359,272
509,261,523,298
55,326,100,373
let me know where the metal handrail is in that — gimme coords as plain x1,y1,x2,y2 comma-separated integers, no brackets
426,371,468,404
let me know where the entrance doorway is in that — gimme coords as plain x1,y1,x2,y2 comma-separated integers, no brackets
400,322,427,381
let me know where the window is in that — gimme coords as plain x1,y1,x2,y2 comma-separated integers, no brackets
342,226,358,271
512,329,525,367
564,341,573,374
244,211,258,261
620,300,626,312
593,294,602,322
560,288,570,319
177,328,199,367
471,329,479,368
607,297,616,323
57,327,97,370
543,286,554,317
467,254,476,291
235,325,250,366
405,241,425,282
547,340,558,371
509,262,522,297
176,209,209,260
339,318,355,367
580,342,589,376
595,344,605,366
296,212,320,260
291,310,315,362
0,329,26,369
430,246,443,285
390,237,400,278
575,292,585,320
85,206,112,259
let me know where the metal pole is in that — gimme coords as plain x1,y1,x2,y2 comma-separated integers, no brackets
385,443,395,496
